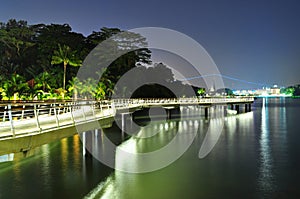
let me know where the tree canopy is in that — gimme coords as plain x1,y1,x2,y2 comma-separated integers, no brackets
0,19,154,100
0,19,201,100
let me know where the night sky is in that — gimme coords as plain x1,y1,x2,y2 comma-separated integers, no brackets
1,0,300,89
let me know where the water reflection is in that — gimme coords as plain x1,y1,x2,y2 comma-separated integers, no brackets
225,111,254,140
86,118,217,198
258,98,274,195
258,97,289,197
278,97,287,141
84,121,171,198
41,144,51,192
73,135,80,171
115,120,190,173
1,98,297,198
61,138,69,172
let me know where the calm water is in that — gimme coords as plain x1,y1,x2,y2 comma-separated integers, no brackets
0,98,300,199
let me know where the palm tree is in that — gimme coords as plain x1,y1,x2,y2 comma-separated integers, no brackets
80,78,97,99
51,44,82,90
67,77,82,100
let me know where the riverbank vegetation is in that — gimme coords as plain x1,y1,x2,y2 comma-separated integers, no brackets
0,19,204,100
281,85,300,97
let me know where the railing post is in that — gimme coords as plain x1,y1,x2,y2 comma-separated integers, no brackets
91,102,95,117
57,104,61,115
37,104,40,115
21,105,25,120
3,109,6,122
53,104,60,127
49,104,52,115
8,104,15,137
34,104,41,132
70,103,75,125
100,102,103,113
111,100,116,115
81,102,87,121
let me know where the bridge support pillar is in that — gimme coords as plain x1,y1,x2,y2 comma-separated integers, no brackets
244,104,252,112
166,109,171,120
204,107,209,119
121,113,126,140
120,112,133,139
82,132,93,158
235,105,240,114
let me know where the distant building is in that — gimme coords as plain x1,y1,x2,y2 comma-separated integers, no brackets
233,85,285,97
233,89,255,96
270,85,280,95
208,84,216,96
254,88,270,96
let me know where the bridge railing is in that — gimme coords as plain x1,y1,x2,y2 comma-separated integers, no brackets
0,97,254,139
0,100,115,138
111,97,254,107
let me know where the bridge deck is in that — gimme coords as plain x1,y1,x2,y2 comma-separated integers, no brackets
0,97,254,140
0,107,114,139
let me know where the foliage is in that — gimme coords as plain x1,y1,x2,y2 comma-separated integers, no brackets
0,19,35,78
281,87,295,96
294,85,300,96
0,19,175,100
1,74,30,100
51,44,82,90
197,88,206,96
215,88,234,96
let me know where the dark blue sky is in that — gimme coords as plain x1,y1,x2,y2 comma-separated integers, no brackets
1,0,300,89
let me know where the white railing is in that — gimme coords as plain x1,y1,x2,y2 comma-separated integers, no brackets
0,100,114,138
112,97,254,107
0,97,254,139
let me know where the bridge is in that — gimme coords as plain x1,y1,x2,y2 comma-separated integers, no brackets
0,97,254,158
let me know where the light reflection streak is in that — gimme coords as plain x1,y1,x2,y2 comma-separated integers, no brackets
11,159,22,193
73,134,80,170
93,129,99,160
84,175,117,199
82,132,86,156
258,98,274,193
41,144,51,191
61,137,68,172
87,118,203,198
279,97,287,140
82,132,87,182
115,119,197,173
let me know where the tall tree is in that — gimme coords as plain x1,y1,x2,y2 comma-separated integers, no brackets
51,44,82,90
0,19,35,78
83,28,152,98
29,23,86,78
